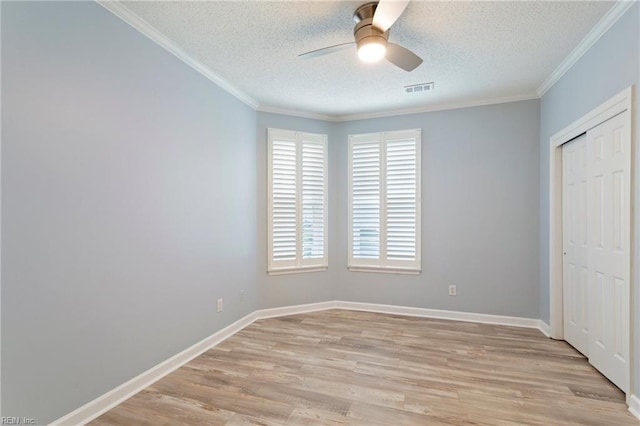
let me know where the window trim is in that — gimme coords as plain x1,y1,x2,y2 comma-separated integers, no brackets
267,128,328,275
348,129,421,274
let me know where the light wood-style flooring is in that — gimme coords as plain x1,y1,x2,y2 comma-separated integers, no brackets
92,309,638,425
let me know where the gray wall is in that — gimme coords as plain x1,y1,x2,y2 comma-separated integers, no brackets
333,101,541,318
2,2,257,423
256,101,541,320
255,112,339,308
5,0,637,422
538,3,639,395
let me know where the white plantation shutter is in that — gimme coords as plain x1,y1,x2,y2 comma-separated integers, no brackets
301,136,327,263
268,129,327,274
349,135,381,264
271,135,297,265
385,134,418,265
348,129,421,273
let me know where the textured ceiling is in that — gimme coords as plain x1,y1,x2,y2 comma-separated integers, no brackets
119,1,613,118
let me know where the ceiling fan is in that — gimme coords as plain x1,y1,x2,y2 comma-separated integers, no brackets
298,0,422,72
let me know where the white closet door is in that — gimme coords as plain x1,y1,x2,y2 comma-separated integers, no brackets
586,111,630,393
562,134,589,356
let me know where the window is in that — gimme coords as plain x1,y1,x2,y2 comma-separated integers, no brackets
268,128,328,274
348,129,421,273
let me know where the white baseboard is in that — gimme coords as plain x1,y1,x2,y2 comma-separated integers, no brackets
255,300,337,320
48,301,569,425
629,394,640,421
538,320,552,337
255,300,542,330
49,311,257,426
333,301,541,329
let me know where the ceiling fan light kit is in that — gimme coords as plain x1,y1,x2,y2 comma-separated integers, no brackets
354,3,388,63
357,40,387,62
298,0,422,72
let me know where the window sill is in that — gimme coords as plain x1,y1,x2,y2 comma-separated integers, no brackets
268,266,328,276
348,266,421,275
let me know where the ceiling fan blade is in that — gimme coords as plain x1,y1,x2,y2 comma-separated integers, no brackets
372,0,410,33
385,42,423,71
298,42,355,59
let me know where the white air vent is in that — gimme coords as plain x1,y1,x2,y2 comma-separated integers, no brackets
404,82,434,94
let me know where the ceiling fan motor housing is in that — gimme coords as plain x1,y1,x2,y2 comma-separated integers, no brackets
353,2,388,50
297,0,421,72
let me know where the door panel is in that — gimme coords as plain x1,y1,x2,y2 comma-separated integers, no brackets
586,111,630,393
562,134,589,355
562,111,630,392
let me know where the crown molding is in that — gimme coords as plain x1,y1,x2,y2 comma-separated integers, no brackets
97,1,259,109
259,93,540,123
332,93,540,122
257,105,336,122
536,0,636,97
98,0,622,122
96,1,539,123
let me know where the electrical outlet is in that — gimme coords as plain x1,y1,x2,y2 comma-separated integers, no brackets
240,290,245,302
217,298,223,312
448,285,457,296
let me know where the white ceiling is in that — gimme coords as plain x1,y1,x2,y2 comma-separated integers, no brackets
117,1,614,119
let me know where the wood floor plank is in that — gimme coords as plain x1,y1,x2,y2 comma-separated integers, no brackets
346,400,437,425
91,309,638,425
225,413,285,426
